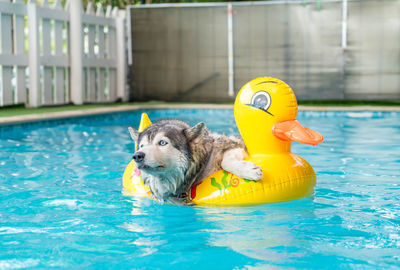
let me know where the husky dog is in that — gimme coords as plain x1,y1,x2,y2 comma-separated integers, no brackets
128,119,262,203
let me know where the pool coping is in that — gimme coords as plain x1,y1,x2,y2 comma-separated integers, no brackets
0,104,399,125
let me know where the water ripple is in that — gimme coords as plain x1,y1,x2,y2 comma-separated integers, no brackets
0,109,399,268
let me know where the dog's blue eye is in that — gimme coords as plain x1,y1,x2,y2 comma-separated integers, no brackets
159,140,168,146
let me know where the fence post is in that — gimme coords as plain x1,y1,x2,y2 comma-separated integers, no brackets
53,0,66,104
69,0,83,105
341,0,348,49
227,3,234,97
96,3,106,102
115,8,127,101
0,1,13,106
13,0,27,105
41,0,53,105
106,6,116,102
86,2,96,102
27,0,40,107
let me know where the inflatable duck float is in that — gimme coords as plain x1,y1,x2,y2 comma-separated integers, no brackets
123,77,323,206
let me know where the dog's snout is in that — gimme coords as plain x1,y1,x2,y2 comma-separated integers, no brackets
133,151,145,162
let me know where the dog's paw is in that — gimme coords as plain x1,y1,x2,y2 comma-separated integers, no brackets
236,161,263,181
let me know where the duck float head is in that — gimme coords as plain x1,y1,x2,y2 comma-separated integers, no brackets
234,77,323,156
123,77,323,206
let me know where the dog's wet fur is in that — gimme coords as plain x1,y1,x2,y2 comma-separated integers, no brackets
128,119,262,204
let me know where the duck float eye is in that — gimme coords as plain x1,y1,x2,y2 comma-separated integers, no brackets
249,91,273,116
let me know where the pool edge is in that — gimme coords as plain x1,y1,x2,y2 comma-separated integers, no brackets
0,104,233,125
0,104,399,125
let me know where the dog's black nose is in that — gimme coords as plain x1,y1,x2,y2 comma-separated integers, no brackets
132,152,145,162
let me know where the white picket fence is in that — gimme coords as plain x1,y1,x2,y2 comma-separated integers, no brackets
0,0,127,108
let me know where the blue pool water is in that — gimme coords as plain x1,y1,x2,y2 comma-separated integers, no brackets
0,109,399,269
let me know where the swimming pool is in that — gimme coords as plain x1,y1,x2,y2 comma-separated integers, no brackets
1,109,399,269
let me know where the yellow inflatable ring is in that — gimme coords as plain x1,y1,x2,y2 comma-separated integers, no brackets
123,77,323,206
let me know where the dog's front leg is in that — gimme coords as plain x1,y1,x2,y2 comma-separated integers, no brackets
221,148,263,180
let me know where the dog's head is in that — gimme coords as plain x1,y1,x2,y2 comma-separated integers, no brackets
128,119,206,175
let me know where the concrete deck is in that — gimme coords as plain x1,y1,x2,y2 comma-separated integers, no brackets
0,104,399,125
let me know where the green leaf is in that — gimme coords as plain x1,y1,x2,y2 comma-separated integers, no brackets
221,170,230,188
211,177,222,190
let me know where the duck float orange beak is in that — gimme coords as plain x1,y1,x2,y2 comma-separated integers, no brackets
123,77,323,206
273,120,323,146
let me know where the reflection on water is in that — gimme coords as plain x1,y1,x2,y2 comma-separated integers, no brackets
194,200,316,263
123,196,317,267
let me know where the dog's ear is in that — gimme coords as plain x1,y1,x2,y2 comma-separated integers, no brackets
184,122,206,141
128,127,139,142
